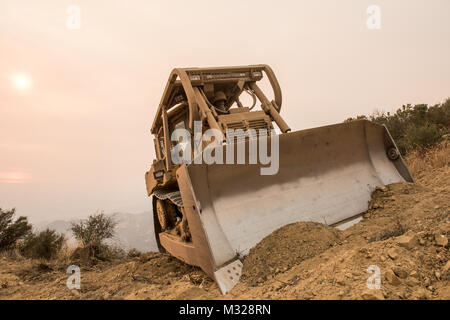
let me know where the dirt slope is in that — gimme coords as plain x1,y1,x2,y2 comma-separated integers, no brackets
0,144,448,300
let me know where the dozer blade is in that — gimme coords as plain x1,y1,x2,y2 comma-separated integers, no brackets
163,120,413,294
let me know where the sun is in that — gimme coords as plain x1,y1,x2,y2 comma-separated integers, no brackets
11,73,32,91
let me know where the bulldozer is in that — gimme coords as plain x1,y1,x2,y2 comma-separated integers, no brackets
145,65,413,294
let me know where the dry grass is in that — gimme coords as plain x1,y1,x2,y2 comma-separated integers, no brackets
0,244,76,270
404,137,449,177
0,248,25,261
51,245,77,266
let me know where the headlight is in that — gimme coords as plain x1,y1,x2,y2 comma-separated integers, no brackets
153,170,164,179
252,71,262,78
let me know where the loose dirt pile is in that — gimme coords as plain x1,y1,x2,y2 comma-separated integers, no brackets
0,142,448,300
241,222,342,286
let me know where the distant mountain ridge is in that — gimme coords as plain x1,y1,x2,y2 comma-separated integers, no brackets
35,211,158,252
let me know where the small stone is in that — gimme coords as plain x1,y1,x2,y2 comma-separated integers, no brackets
434,234,448,247
380,256,386,262
406,278,420,286
361,290,384,300
414,288,431,300
396,232,418,250
443,260,450,273
372,203,383,209
387,248,398,260
434,205,440,209
71,290,81,297
335,275,346,286
376,185,388,192
410,270,419,279
393,267,408,279
385,270,401,286
434,271,441,280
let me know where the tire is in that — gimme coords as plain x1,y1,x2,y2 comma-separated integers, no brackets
156,199,177,231
165,201,178,226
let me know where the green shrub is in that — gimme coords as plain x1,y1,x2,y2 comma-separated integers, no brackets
0,208,32,251
70,212,117,247
345,98,450,154
405,124,443,150
21,229,65,260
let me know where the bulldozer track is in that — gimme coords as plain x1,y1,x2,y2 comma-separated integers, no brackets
153,189,183,207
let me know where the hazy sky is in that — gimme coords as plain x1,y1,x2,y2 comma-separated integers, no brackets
1,0,449,223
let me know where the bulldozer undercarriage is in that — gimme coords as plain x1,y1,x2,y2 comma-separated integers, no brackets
154,192,191,243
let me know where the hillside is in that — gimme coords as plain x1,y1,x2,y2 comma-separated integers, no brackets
0,139,448,300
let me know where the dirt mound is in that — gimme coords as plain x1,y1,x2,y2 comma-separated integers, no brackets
241,222,342,286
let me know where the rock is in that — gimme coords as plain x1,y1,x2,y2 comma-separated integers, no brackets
442,260,450,274
372,203,383,209
387,248,398,260
396,232,418,250
434,271,441,280
361,290,385,300
376,185,388,192
413,288,431,300
393,267,408,279
409,270,419,279
406,278,420,286
335,275,346,286
385,270,401,286
70,290,81,297
434,234,448,247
